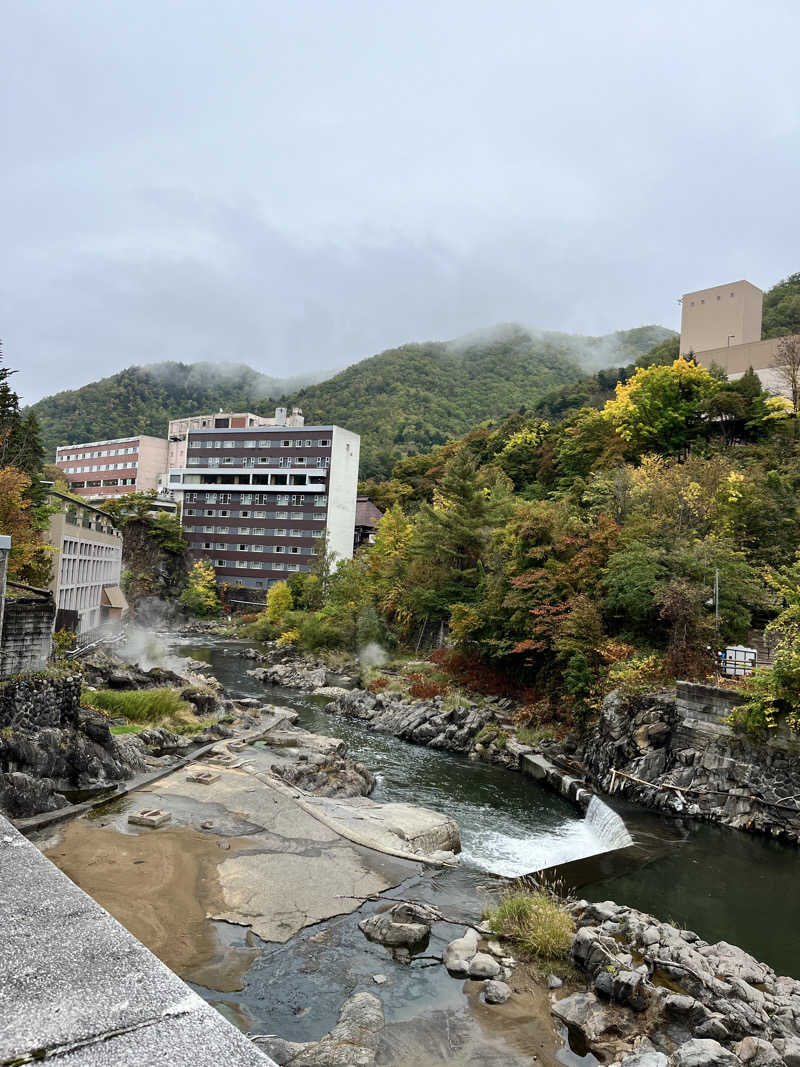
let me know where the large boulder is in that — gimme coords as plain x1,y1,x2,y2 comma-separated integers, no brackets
255,991,384,1065
443,928,479,976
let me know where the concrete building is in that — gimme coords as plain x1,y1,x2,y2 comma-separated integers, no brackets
680,280,763,358
44,491,127,635
167,408,305,470
55,434,169,503
168,419,360,591
680,279,796,393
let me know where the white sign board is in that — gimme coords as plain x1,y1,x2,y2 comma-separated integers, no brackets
722,645,757,677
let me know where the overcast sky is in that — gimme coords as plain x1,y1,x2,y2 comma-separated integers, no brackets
4,1,799,404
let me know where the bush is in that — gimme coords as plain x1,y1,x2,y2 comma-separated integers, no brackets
278,628,301,647
486,889,574,963
240,612,279,643
298,612,347,651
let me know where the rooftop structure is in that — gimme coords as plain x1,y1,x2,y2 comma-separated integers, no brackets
167,408,305,470
55,434,168,504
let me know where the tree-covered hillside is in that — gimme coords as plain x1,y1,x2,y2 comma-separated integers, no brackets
29,362,319,459
28,324,673,480
284,324,673,479
762,272,800,338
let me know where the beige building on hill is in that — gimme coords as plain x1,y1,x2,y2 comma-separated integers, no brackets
55,434,169,504
44,491,127,636
680,279,797,393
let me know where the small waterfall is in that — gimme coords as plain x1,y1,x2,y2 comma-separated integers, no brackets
585,795,633,850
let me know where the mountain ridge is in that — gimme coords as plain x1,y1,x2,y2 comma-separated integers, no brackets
29,322,675,480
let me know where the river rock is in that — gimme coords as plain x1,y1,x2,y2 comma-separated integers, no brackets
668,1038,742,1066
772,1038,800,1065
551,992,610,1045
443,929,479,975
615,1054,669,1067
358,912,429,948
734,1037,784,1066
469,952,501,979
255,991,384,1065
483,979,511,1004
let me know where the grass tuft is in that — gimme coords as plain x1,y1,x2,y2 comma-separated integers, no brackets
486,889,574,964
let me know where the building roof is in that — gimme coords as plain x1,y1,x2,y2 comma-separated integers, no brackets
45,488,117,523
355,497,383,529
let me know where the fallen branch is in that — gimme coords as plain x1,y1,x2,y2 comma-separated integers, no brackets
609,769,800,813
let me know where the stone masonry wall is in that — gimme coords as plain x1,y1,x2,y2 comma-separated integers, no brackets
0,595,55,678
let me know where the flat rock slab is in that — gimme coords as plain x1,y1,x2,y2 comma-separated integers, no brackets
307,795,461,857
134,769,420,943
0,814,275,1066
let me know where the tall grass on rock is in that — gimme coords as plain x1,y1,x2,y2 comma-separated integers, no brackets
486,889,574,964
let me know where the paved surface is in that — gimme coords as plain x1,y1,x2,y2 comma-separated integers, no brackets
0,814,275,1066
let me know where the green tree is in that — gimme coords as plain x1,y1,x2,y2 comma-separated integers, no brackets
180,560,221,617
603,357,719,455
266,580,294,625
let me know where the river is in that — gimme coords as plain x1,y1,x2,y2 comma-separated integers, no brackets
169,635,800,981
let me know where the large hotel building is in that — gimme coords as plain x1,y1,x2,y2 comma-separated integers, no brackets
166,409,360,591
54,434,169,503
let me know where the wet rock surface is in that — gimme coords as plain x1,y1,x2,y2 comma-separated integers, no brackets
561,899,800,1066
254,991,384,1065
0,675,136,817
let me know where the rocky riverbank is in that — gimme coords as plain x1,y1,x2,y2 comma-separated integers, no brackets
580,687,800,844
242,643,800,845
556,896,800,1066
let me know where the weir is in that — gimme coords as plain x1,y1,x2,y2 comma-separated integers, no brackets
584,794,634,852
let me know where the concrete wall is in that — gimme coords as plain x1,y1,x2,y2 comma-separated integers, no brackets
0,595,55,678
135,435,170,493
326,426,360,563
680,280,763,356
0,814,275,1066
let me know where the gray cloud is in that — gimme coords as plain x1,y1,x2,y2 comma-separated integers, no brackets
4,0,799,404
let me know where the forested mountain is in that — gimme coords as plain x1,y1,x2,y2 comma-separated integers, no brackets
762,272,800,338
28,362,321,459
28,323,673,480
268,324,672,479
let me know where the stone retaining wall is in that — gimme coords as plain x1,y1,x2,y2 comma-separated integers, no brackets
0,594,55,678
582,687,800,841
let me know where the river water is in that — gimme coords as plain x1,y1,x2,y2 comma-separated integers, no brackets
169,636,800,986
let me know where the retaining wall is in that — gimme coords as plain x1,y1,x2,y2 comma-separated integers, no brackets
0,593,55,678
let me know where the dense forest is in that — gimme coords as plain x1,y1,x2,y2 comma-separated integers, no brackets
28,362,319,459
258,352,800,738
29,323,672,480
